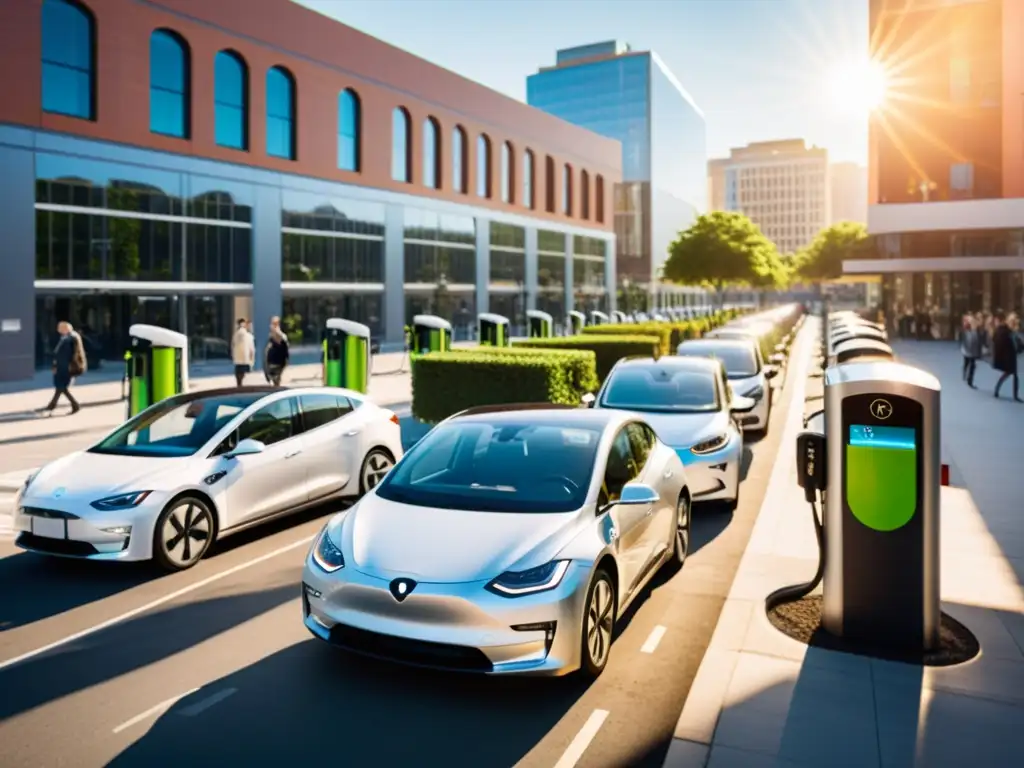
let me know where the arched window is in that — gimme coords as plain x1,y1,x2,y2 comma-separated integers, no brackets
544,155,555,213
452,126,468,193
523,150,535,210
337,88,360,171
149,29,190,138
41,0,96,119
391,107,411,183
595,174,605,223
423,117,441,189
580,170,590,220
214,50,248,150
501,141,515,204
476,134,492,198
266,66,296,160
563,164,574,216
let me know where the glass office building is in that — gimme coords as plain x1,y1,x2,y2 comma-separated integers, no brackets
528,42,707,308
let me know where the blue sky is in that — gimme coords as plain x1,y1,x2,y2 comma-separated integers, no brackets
297,0,870,165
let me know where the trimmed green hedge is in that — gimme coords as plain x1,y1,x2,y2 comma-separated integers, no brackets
513,334,661,382
453,346,599,395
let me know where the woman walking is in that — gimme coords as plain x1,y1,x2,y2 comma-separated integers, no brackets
42,321,86,415
264,315,290,386
961,315,982,388
991,311,1022,401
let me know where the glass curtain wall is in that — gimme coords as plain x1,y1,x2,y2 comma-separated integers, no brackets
488,222,526,335
536,229,567,331
572,235,608,314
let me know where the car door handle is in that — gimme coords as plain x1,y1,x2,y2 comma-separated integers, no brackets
285,449,302,459
345,429,361,437
663,470,674,479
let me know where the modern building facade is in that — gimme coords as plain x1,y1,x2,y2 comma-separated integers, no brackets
0,0,620,382
714,139,829,256
707,157,728,212
829,162,868,224
843,0,1024,336
527,41,707,310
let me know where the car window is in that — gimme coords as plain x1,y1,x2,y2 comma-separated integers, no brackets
626,422,653,470
601,366,720,413
720,367,731,405
678,344,759,378
299,393,347,432
601,427,641,505
237,398,296,446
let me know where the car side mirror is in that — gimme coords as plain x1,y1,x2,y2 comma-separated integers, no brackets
226,438,265,458
730,396,757,414
763,366,778,380
581,393,596,408
598,482,660,516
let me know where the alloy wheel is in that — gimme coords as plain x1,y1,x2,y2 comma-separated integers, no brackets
585,578,615,669
161,500,212,567
362,451,394,492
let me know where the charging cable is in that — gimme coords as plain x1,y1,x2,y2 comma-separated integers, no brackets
765,489,826,611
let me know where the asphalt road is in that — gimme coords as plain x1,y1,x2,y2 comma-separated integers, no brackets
0,324,812,768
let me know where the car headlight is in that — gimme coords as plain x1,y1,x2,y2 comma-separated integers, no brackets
312,526,345,573
691,434,729,455
743,385,764,400
89,491,152,510
486,560,570,597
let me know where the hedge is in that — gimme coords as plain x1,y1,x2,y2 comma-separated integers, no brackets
582,322,703,354
513,334,661,382
453,346,599,395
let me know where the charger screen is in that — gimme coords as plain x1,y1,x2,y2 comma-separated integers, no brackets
846,424,917,531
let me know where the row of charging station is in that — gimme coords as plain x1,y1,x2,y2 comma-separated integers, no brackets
785,306,942,654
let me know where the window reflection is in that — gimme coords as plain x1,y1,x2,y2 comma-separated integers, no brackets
41,0,95,120
392,108,412,183
423,117,440,189
476,134,492,198
266,66,296,160
523,150,535,209
36,153,183,214
338,89,361,172
150,29,190,138
282,294,384,345
281,233,384,283
452,126,468,194
501,142,514,204
405,291,476,341
403,208,476,284
563,164,573,215
282,190,386,236
214,51,248,150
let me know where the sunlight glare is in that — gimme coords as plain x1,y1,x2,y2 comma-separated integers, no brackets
829,59,888,115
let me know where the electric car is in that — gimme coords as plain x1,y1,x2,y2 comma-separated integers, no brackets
676,338,776,433
302,405,690,678
591,356,754,509
13,386,403,571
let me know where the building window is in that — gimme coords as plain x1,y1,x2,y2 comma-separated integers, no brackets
563,164,573,216
545,155,555,213
392,107,412,183
452,126,468,194
149,29,190,139
524,150,535,210
423,116,441,189
950,163,974,196
214,50,248,150
337,88,360,172
266,66,296,160
501,141,515,204
41,0,95,120
477,134,492,198
580,170,590,220
595,174,605,223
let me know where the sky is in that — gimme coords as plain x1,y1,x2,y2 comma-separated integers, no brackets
297,0,871,166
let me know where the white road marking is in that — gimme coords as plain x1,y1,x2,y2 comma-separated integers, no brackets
0,534,315,673
640,625,667,654
177,687,238,717
553,709,609,768
112,688,200,734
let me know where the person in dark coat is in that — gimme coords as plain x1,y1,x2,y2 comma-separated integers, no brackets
264,315,290,386
43,321,84,414
991,311,1021,401
960,314,983,388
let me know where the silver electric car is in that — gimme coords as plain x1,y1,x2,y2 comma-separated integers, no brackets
676,338,775,433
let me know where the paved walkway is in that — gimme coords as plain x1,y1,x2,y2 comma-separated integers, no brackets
664,329,1024,767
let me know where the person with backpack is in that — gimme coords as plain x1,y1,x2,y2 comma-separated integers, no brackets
42,321,86,415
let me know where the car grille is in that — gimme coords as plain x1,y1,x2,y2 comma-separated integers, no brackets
327,623,493,672
16,532,99,556
21,507,80,520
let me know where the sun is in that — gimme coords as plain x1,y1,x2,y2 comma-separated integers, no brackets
829,58,889,114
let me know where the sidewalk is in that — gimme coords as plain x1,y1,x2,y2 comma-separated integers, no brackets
664,329,1024,767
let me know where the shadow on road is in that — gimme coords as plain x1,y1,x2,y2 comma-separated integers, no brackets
0,426,111,447
107,637,588,767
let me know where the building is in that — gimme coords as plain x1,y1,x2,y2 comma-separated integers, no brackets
829,162,868,224
707,157,728,212
843,0,1023,336
526,41,707,310
714,139,829,256
0,0,620,382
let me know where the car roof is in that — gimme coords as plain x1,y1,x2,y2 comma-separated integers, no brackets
449,404,631,430
679,337,756,350
164,385,369,406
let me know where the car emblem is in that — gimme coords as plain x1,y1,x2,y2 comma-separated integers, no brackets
53,487,66,499
869,398,893,420
389,578,417,602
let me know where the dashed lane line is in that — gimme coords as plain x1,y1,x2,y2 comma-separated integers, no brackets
553,709,610,768
640,625,667,654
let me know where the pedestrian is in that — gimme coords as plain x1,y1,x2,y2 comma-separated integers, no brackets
991,311,1022,401
231,317,255,386
264,315,290,386
42,321,86,415
960,314,982,388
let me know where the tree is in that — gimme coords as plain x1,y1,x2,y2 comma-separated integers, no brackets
663,212,782,304
796,221,870,283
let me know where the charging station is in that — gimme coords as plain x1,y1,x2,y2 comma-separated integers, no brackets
830,337,894,365
126,324,188,418
589,310,609,326
322,318,372,393
567,310,586,335
411,314,452,355
478,312,511,347
526,309,553,338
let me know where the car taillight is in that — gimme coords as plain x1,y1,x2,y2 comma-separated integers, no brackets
386,410,400,425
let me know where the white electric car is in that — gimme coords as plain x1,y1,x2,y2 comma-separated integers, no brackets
676,338,775,434
13,386,403,571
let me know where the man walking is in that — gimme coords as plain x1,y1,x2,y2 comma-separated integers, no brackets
43,321,86,415
992,311,1021,401
960,314,982,388
264,315,290,386
231,318,255,386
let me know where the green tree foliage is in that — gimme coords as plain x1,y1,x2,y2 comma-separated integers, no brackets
796,221,870,282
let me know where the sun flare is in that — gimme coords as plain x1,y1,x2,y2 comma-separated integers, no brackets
829,59,889,114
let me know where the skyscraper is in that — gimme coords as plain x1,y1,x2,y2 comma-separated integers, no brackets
528,41,707,307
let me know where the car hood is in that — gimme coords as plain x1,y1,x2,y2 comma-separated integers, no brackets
343,492,583,583
26,451,192,501
639,411,729,449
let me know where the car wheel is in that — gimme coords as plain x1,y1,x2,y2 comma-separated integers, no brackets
359,448,395,495
672,494,692,565
579,569,616,678
153,495,215,572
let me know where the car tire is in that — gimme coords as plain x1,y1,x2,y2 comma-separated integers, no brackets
359,448,395,496
152,494,215,572
671,493,692,566
579,569,616,679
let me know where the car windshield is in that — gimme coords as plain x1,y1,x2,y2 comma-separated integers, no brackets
376,419,602,513
90,392,265,457
601,366,719,413
678,345,759,379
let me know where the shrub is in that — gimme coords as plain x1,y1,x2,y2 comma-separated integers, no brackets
513,334,661,382
582,323,674,355
451,346,599,395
